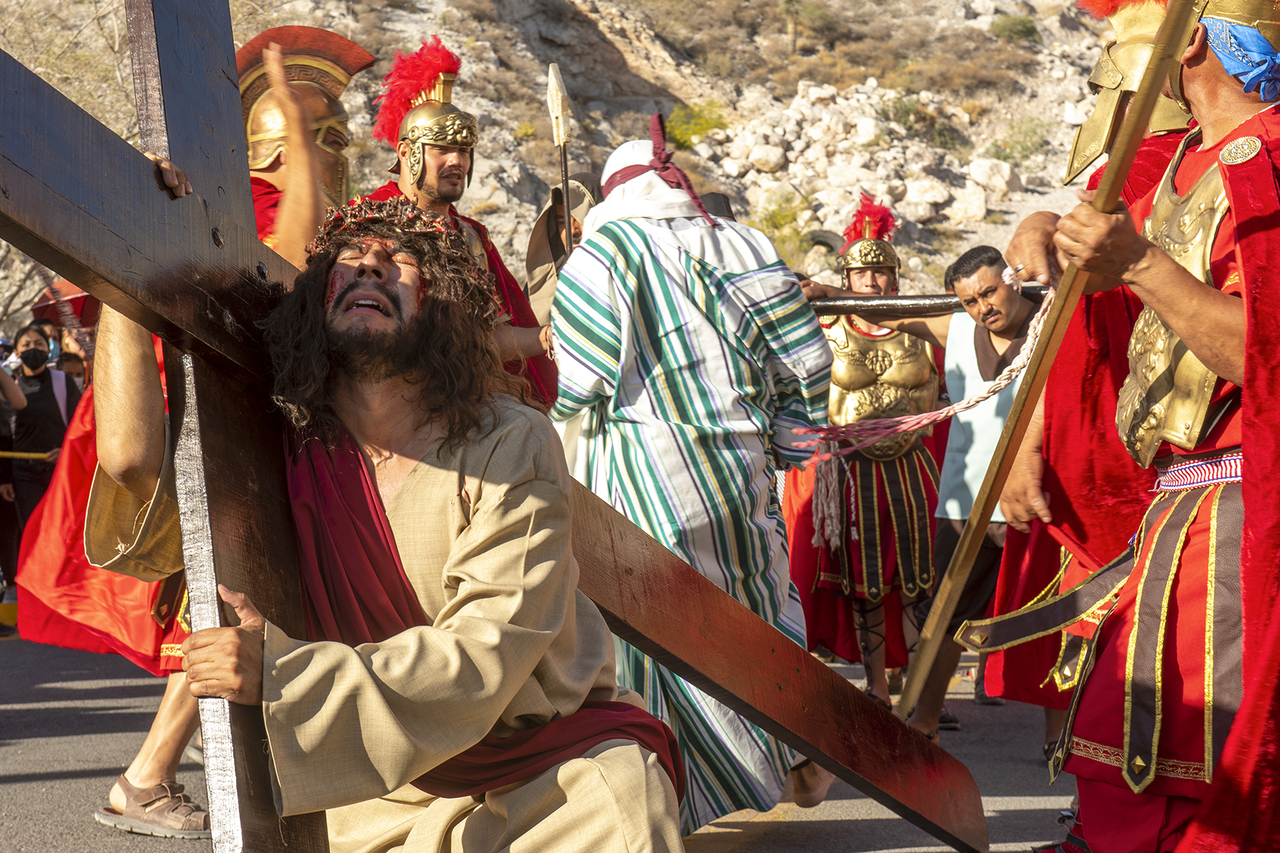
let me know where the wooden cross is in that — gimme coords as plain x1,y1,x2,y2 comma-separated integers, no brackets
0,3,987,851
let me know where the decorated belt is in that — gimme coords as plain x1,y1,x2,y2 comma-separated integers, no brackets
1154,449,1243,492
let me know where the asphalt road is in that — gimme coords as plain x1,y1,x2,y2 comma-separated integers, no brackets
1,632,1073,853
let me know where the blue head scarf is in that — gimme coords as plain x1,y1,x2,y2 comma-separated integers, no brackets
1204,17,1280,102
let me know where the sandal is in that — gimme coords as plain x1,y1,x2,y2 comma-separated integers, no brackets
938,706,961,731
95,774,211,839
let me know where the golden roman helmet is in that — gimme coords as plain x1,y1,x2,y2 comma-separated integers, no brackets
373,38,480,187
237,27,375,210
1164,0,1280,110
1065,1,1192,185
839,195,900,273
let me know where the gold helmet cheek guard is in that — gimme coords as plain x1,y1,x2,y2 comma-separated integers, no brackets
1168,0,1216,112
246,84,353,208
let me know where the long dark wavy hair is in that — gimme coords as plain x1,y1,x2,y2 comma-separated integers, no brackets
261,199,527,451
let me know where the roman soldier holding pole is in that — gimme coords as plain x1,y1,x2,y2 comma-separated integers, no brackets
784,196,942,709
960,1,1280,848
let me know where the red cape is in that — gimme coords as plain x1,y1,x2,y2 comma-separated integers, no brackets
1176,112,1280,852
985,132,1183,707
251,177,281,240
15,359,178,676
364,182,557,408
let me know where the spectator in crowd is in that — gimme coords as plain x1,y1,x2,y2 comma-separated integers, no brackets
10,324,80,528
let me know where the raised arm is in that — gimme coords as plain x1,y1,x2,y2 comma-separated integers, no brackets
262,44,324,270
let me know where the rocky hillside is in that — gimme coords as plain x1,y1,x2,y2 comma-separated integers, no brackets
3,0,1121,327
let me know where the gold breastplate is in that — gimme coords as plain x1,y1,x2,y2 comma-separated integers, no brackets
827,317,938,460
1116,133,1227,468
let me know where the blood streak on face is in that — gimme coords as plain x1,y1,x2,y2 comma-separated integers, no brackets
324,237,430,330
324,266,345,312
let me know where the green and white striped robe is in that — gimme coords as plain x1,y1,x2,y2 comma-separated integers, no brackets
551,215,832,832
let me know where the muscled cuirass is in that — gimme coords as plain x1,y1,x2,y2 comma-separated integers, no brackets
1116,131,1227,468
826,316,938,460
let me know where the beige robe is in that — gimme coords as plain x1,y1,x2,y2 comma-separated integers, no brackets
86,396,683,852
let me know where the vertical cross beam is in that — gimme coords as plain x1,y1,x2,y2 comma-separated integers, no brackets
122,3,325,850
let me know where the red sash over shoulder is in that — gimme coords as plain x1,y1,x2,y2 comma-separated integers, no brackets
285,426,684,801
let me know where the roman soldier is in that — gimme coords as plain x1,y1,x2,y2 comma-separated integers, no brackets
988,0,1191,758
237,27,374,263
965,0,1280,848
363,37,557,409
783,195,942,707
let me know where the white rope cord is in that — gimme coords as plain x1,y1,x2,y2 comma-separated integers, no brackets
798,268,1053,466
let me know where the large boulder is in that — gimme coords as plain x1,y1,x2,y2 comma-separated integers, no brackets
851,116,882,146
905,176,952,206
968,157,1024,198
749,144,788,173
942,181,988,223
897,200,937,223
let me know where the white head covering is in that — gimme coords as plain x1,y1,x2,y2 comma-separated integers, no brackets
579,139,706,243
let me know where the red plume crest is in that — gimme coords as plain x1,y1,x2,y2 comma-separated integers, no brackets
373,36,462,146
842,194,896,252
1077,0,1141,18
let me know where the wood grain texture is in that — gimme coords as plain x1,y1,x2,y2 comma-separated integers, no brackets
168,351,326,853
0,48,294,379
125,0,254,218
570,482,989,853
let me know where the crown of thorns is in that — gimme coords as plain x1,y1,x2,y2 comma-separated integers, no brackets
307,197,452,256
307,197,500,321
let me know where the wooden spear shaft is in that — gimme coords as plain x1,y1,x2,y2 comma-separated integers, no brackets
897,0,1199,721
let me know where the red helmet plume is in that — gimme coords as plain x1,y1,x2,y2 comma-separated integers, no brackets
373,36,463,146
841,194,896,252
1077,0,1132,17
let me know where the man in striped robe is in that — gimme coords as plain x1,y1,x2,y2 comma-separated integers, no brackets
550,118,834,833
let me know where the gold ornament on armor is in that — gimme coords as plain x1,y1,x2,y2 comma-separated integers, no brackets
827,318,937,461
1116,131,1227,468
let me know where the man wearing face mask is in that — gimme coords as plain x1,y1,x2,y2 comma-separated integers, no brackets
10,324,79,528
362,37,557,409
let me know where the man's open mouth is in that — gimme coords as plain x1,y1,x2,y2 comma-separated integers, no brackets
346,298,392,317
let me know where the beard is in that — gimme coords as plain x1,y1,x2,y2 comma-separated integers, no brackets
420,170,466,205
326,315,426,384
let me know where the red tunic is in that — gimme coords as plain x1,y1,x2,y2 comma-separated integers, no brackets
1173,110,1280,852
985,132,1184,708
363,181,557,409
1056,112,1277,853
